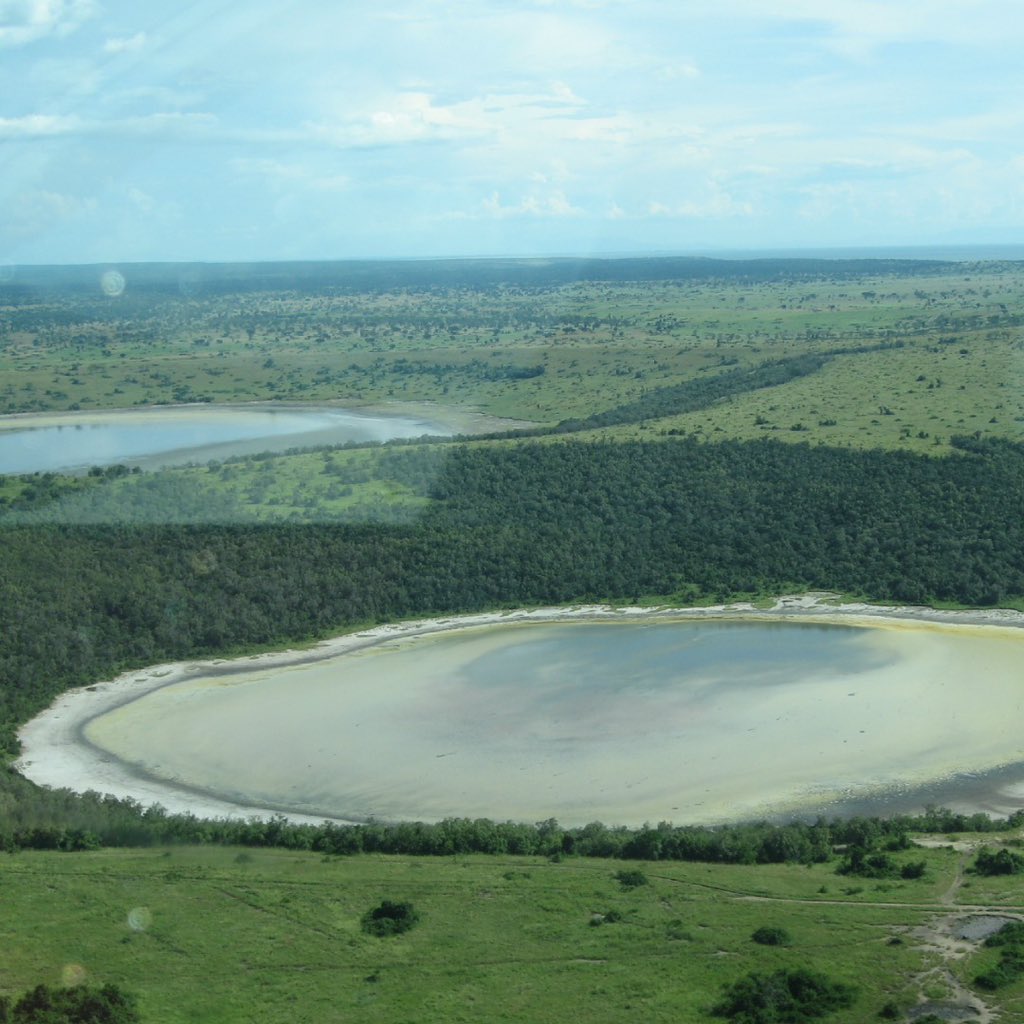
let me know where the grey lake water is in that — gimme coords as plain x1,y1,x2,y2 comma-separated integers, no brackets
81,617,1024,826
0,405,448,474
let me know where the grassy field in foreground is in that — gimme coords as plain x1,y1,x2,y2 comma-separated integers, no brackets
3,843,1024,1023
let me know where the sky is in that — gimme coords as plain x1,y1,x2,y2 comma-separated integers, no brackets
2,0,1023,265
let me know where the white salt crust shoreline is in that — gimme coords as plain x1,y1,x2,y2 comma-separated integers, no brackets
15,595,1024,827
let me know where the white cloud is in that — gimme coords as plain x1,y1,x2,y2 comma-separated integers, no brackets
902,109,1024,145
719,0,1024,55
308,84,586,149
0,0,97,47
0,187,96,244
528,158,574,184
103,31,146,55
655,62,700,82
646,186,753,219
0,110,219,140
115,111,218,137
232,157,350,193
310,92,482,148
127,186,154,212
481,189,584,218
0,113,80,137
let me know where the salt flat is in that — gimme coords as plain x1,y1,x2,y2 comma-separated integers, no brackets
17,600,1024,826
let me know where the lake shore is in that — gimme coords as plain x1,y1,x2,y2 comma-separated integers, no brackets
15,594,1024,826
0,399,536,475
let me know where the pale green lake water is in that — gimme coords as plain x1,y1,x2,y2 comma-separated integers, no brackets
0,405,447,474
83,619,1024,825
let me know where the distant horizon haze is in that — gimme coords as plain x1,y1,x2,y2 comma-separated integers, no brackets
6,243,1024,273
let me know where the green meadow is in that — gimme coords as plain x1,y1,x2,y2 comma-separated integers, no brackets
3,260,1023,521
5,841,1024,1024
3,263,1022,448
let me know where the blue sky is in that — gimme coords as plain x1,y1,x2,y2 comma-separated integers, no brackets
2,0,1023,264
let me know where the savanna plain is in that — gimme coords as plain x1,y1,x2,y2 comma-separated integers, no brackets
2,256,1024,1023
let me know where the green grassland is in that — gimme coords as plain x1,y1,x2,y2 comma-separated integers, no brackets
3,260,1023,522
5,840,1024,1024
3,263,1022,444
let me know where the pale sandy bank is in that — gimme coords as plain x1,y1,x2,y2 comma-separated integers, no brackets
15,595,1024,826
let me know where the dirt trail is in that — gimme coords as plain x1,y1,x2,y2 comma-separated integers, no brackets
941,847,972,907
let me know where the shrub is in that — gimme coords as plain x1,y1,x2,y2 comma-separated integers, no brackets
972,847,1024,876
614,869,648,889
985,921,1024,948
0,983,141,1023
974,921,1024,992
360,899,420,937
712,967,856,1023
751,926,792,947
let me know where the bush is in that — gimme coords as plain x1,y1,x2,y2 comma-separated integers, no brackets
837,850,898,879
614,869,648,889
972,847,1024,876
974,921,1024,992
712,967,856,1023
751,926,791,947
360,899,421,937
0,983,141,1023
985,921,1024,948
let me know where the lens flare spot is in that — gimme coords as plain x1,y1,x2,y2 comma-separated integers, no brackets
61,963,87,985
100,270,126,297
127,906,152,932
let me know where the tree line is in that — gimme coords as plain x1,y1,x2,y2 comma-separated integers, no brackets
2,773,1019,863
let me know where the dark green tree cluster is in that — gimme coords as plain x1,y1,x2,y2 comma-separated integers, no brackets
613,869,648,889
712,968,856,1023
972,847,1024,876
975,921,1024,992
835,848,926,880
0,983,139,1023
360,900,420,937
481,352,833,436
751,926,792,947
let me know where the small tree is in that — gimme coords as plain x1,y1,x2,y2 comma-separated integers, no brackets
751,925,791,947
361,899,420,937
614,869,648,890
